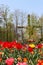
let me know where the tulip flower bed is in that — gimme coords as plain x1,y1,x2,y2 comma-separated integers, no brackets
0,41,43,65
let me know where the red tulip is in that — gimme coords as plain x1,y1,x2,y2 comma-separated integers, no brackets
28,47,33,52
2,42,13,48
36,44,42,48
16,43,22,50
0,41,2,46
11,41,17,48
2,42,9,48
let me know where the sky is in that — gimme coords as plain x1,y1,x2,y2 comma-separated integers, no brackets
0,0,43,16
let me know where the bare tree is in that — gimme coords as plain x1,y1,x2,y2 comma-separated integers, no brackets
14,10,20,40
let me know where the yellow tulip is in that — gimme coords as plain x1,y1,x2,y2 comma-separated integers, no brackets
29,43,35,48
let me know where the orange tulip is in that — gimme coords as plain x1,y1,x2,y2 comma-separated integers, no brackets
23,58,28,62
0,58,2,62
37,59,43,65
41,63,43,65
38,59,42,63
31,51,34,54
